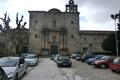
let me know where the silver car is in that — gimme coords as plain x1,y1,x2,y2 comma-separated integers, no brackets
0,57,27,80
24,54,39,66
0,66,8,80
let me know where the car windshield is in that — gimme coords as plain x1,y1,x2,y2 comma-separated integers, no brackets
101,56,109,60
21,54,29,57
25,55,36,59
58,56,70,61
0,58,17,67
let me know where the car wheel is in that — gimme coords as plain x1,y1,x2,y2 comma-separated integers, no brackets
101,64,106,69
57,64,60,67
14,74,18,80
69,64,72,67
111,69,116,72
57,64,61,67
88,62,91,65
24,68,27,74
35,62,38,66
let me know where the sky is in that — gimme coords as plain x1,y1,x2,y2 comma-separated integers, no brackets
0,0,120,31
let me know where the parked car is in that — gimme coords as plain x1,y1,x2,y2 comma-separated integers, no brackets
110,57,120,72
75,54,82,61
51,54,55,60
71,53,81,59
93,56,115,68
0,66,8,80
56,56,72,67
81,54,94,62
71,53,77,59
71,53,80,59
0,57,27,80
24,54,39,66
86,55,104,65
54,54,61,63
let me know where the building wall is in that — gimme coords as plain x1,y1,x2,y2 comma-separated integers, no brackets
29,9,80,55
29,9,113,55
79,31,113,53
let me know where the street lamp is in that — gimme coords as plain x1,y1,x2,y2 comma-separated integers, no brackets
111,11,120,57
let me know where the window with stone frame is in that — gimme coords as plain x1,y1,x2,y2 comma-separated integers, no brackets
71,34,74,39
53,20,56,27
35,20,38,23
71,21,74,24
35,34,38,38
89,43,92,47
83,47,88,53
84,37,87,41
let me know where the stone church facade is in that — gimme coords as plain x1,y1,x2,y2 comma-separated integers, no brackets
28,0,112,56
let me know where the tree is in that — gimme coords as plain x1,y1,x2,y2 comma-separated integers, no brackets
102,25,120,53
0,12,11,31
0,12,11,56
102,11,120,55
16,13,26,30
102,33,116,52
13,13,28,54
0,12,28,56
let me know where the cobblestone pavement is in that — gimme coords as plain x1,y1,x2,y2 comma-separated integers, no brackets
22,58,120,80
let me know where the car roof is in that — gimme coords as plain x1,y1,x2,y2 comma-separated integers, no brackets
0,57,21,61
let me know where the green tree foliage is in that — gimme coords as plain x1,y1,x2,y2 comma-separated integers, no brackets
102,30,120,53
102,32,116,52
102,11,120,54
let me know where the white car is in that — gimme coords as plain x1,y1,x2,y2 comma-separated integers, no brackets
0,57,27,80
0,66,8,80
24,54,39,66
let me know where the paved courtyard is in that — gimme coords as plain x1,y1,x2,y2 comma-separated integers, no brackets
22,58,120,80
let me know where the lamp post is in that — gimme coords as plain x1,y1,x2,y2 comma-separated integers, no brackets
111,11,120,57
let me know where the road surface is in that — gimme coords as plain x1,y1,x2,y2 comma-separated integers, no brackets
22,58,120,80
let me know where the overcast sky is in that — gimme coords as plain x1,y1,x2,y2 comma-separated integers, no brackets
0,0,120,31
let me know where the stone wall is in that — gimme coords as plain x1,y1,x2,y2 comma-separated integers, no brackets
29,9,80,55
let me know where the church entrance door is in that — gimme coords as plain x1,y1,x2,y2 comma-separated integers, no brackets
50,45,58,55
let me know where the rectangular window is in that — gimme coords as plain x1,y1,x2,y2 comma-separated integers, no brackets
53,20,56,27
83,47,88,53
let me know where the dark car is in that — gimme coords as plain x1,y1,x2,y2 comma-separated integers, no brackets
0,66,8,80
75,54,82,61
71,53,78,59
71,52,81,59
110,57,120,72
93,56,115,68
86,55,104,65
57,56,72,67
81,54,94,62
